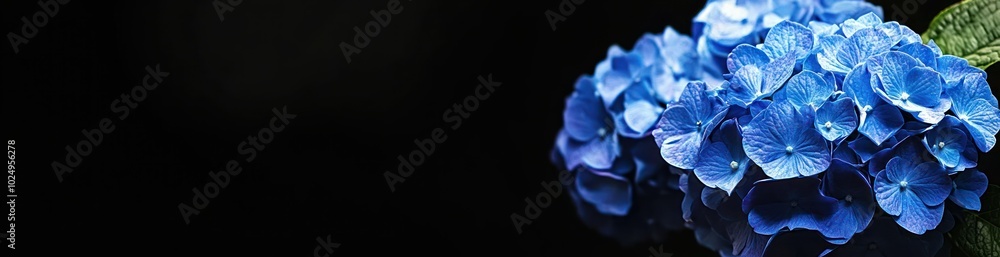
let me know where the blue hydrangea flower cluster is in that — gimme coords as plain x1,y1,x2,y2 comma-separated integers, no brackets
654,12,995,256
549,0,910,249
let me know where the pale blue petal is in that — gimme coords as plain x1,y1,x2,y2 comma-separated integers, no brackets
760,53,797,95
816,35,851,74
837,28,892,70
899,43,937,67
761,20,815,60
728,45,771,74
938,56,987,90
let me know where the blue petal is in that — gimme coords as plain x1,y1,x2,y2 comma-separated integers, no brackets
564,77,607,141
955,99,1000,152
743,103,831,179
576,169,633,216
578,133,620,170
599,70,632,106
858,104,903,145
922,126,967,168
949,169,988,211
743,177,839,236
938,56,988,89
837,28,892,71
949,73,998,109
840,12,882,38
898,43,937,67
814,98,857,141
728,44,771,74
760,53,797,95
875,164,904,216
848,135,889,163
822,160,876,237
727,65,764,107
869,52,942,113
694,140,749,195
761,20,814,60
895,190,945,235
653,82,729,169
903,162,952,206
623,81,663,135
842,63,881,113
816,35,851,74
775,70,835,110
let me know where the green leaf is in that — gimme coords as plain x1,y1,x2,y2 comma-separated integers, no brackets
922,0,1000,69
951,184,1000,257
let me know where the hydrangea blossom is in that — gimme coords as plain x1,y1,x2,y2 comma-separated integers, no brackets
652,12,996,256
549,1,997,254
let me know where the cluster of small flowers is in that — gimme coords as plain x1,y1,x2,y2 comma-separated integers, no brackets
654,12,994,257
549,0,899,248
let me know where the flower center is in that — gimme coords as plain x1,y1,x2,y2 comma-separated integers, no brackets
824,121,833,129
938,141,945,148
730,161,739,170
899,181,908,189
868,243,877,250
863,105,873,112
845,195,853,203
597,128,607,137
785,146,794,154
900,92,910,101
790,201,798,207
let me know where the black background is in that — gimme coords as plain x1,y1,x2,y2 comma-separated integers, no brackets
2,0,996,256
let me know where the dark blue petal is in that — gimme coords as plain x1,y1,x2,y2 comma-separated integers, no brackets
743,177,839,235
902,162,951,206
895,190,944,235
815,98,858,141
858,104,903,145
576,169,633,216
821,160,876,240
949,169,988,211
